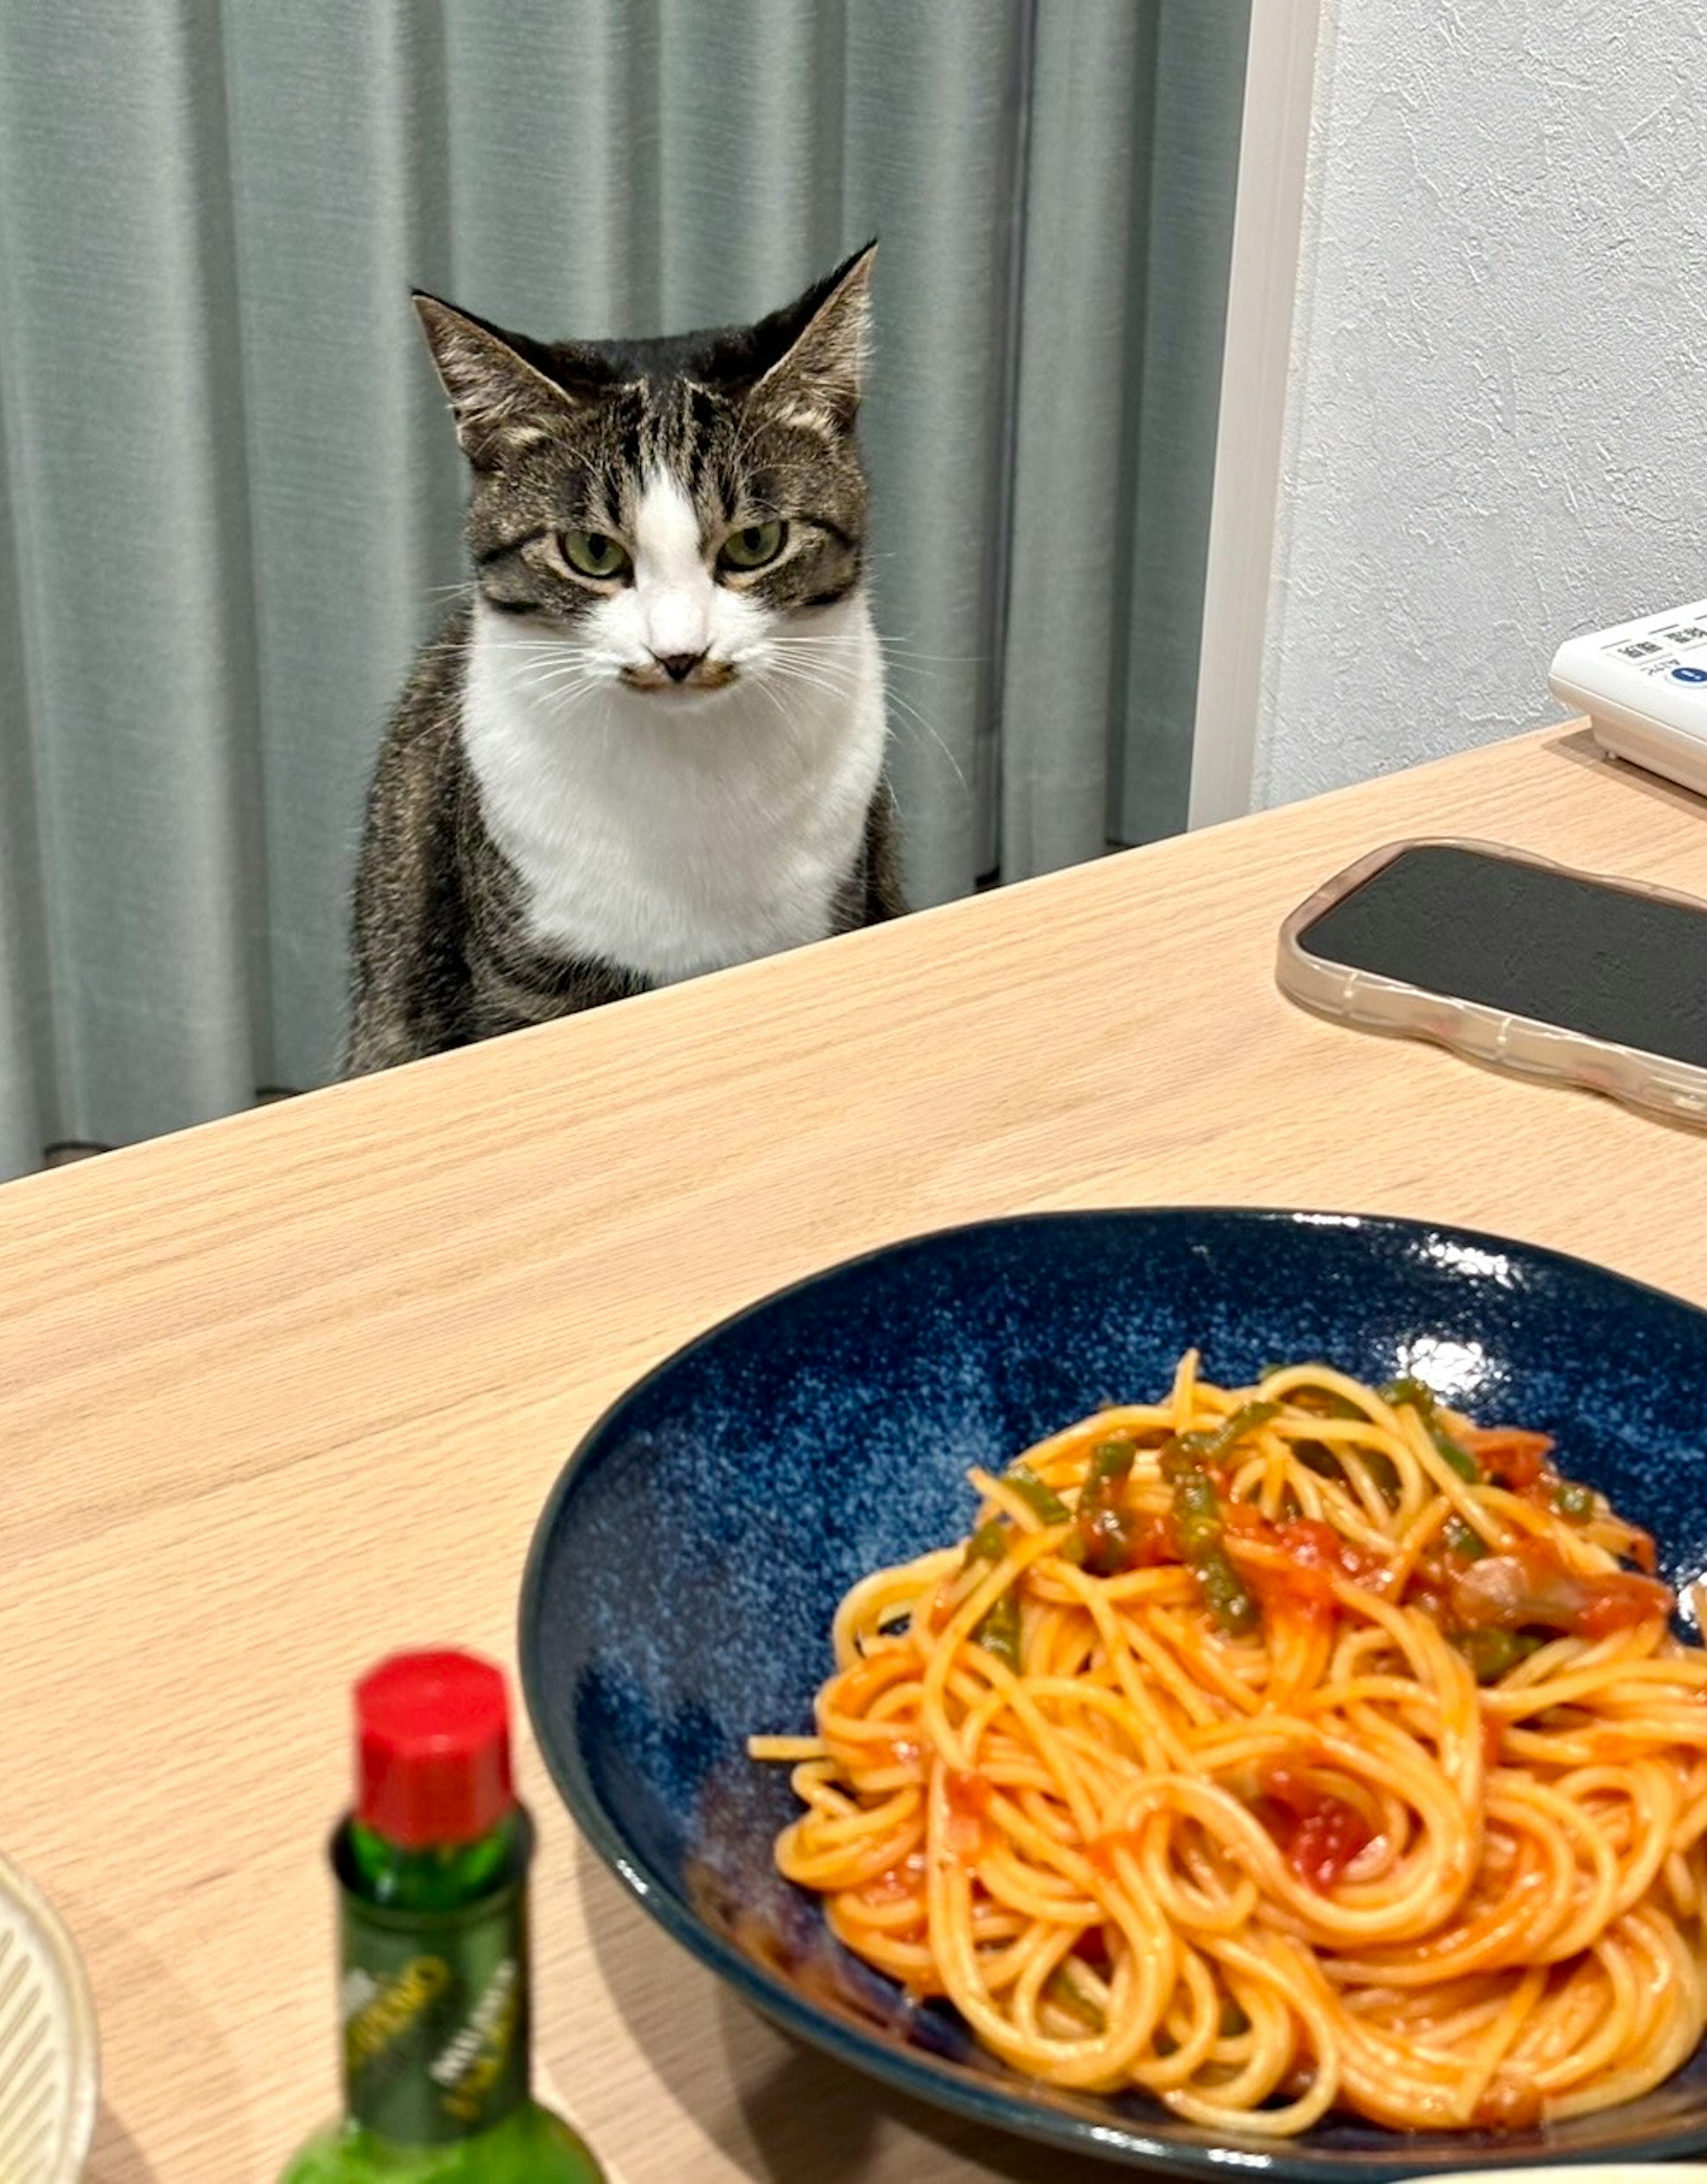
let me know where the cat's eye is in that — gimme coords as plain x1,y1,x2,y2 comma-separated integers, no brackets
718,520,786,573
560,529,632,581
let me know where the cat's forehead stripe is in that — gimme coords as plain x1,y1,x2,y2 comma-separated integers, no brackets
633,473,706,578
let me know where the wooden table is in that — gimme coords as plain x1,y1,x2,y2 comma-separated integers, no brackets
4,721,1705,2183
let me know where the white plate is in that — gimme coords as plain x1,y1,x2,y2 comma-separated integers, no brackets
0,1849,99,2183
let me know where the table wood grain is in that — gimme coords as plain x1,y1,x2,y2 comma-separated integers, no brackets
4,722,1705,2182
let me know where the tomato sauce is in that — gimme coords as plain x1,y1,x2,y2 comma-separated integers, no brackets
1259,1763,1375,1890
1087,1828,1143,1878
1471,2075,1545,2131
854,1851,926,1908
1464,1427,1555,1490
1575,1567,1675,1636
1071,1924,1114,1968
1126,1511,1183,1567
944,1768,994,1857
1226,1515,1383,1629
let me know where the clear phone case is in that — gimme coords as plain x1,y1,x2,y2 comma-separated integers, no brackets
1275,837,1707,1130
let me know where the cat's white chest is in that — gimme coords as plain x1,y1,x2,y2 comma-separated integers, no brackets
461,601,887,983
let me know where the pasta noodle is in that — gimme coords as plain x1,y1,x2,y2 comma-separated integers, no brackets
749,1355,1707,2134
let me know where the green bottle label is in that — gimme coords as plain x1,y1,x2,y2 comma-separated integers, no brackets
335,1820,531,2145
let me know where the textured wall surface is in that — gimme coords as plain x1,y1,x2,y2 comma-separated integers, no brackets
1255,1,1706,808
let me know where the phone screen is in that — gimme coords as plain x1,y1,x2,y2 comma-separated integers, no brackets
1296,844,1707,1070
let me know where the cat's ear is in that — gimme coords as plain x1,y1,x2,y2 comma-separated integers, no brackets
412,293,580,469
750,242,876,429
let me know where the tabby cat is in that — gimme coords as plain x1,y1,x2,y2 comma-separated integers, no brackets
344,243,903,1077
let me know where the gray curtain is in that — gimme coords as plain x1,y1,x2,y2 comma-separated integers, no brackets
0,0,1249,1180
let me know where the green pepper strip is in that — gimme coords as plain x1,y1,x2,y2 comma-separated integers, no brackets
1443,1515,1489,1561
964,1519,1023,1664
1458,1628,1543,1683
1258,1379,1400,1497
1382,1377,1480,1482
1162,1400,1281,1474
1293,1437,1400,1505
1155,1405,1274,1638
974,1586,1021,1671
1005,1462,1071,1526
1088,1439,1137,1484
964,1518,1008,1567
1257,1369,1365,1421
1556,1481,1596,1523
1274,1373,1401,1501
1168,1467,1259,1637
1075,1442,1138,1575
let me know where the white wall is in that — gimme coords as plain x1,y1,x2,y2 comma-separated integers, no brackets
1254,0,1706,808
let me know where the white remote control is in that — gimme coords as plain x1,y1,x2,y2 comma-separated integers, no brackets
1547,598,1707,797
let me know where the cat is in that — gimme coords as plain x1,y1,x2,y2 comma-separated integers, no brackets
344,243,904,1078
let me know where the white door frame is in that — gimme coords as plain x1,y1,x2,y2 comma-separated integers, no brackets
1187,0,1323,830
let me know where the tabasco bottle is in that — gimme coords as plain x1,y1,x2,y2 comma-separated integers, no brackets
279,1649,605,2183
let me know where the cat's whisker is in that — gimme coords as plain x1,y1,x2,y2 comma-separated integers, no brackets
882,682,968,747
512,650,609,677
764,672,864,716
513,669,613,710
762,663,858,701
503,640,618,673
761,642,860,671
872,687,971,794
772,630,988,670
510,657,607,690
750,675,800,739
760,662,862,710
773,666,959,782
517,687,609,716
493,644,600,667
881,648,988,670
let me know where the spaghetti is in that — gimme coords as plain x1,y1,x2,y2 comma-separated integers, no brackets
749,1356,1707,2134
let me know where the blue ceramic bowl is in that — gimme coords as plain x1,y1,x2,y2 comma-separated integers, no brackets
520,1209,1707,2177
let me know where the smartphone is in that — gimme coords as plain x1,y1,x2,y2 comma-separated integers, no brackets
1276,840,1707,1126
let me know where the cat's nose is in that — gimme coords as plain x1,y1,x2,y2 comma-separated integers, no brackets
653,649,705,683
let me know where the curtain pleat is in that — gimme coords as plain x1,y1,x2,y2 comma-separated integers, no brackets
1112,0,1252,849
843,0,1029,899
655,0,844,316
0,398,49,1176
0,0,1248,1179
0,0,264,1148
442,3,667,333
1000,1,1154,879
221,0,463,1094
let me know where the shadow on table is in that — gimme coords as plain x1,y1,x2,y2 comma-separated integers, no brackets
1546,720,1707,817
85,2104,167,2184
712,1992,1137,2183
568,1852,1131,2183
58,1893,246,2184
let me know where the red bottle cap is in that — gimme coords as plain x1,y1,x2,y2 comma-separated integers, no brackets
354,1648,514,1848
